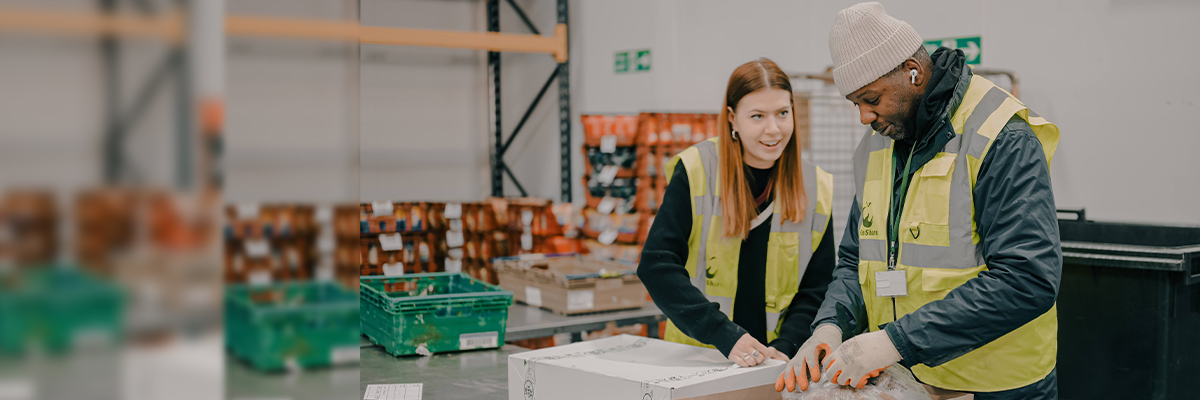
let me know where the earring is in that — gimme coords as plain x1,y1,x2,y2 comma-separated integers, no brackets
910,69,918,85
731,130,739,140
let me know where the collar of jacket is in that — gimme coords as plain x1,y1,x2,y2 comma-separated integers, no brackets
892,50,973,177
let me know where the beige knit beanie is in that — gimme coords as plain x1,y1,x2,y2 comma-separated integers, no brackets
828,2,924,96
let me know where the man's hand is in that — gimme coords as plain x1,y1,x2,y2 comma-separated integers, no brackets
775,324,842,392
823,329,901,389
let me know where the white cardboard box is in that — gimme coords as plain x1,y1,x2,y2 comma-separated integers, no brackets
508,334,785,400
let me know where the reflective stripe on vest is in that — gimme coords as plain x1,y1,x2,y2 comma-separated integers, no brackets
661,137,833,349
853,75,1060,392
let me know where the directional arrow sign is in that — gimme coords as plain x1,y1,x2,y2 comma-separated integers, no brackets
923,36,982,65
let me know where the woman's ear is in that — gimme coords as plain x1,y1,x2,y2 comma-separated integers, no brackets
727,106,738,133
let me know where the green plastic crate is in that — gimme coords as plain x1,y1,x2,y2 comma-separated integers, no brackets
225,281,360,371
360,273,512,356
0,267,124,355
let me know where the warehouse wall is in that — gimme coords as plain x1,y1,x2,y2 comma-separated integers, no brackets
359,0,490,203
225,0,359,204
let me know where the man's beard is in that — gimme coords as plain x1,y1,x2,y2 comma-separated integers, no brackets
874,118,915,141
875,100,918,141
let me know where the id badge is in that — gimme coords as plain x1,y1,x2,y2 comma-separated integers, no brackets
875,270,908,297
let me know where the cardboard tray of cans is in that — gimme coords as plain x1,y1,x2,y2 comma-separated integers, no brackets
493,253,646,315
360,201,449,234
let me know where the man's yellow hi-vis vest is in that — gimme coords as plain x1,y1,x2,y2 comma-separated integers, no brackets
854,75,1060,392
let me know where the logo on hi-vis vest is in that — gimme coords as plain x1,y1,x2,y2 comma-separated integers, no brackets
860,202,879,237
705,265,717,279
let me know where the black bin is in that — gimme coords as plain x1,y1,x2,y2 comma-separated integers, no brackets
1057,210,1200,400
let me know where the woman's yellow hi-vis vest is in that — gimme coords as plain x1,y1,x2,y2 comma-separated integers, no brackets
854,75,1060,392
660,137,833,349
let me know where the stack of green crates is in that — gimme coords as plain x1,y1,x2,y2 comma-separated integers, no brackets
361,273,513,356
0,266,124,355
225,281,360,371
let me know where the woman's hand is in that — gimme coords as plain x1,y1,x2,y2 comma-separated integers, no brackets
727,333,771,367
764,346,790,362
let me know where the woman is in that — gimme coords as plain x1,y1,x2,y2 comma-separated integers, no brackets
638,58,836,368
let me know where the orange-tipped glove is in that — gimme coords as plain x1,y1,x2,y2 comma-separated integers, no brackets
822,329,902,389
775,324,842,393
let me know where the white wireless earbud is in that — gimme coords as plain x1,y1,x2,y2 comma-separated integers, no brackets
910,70,918,84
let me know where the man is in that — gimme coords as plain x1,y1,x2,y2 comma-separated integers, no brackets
774,2,1061,399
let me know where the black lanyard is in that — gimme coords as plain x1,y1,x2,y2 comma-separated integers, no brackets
888,146,916,270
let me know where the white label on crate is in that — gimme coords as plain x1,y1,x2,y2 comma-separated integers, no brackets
647,131,658,144
371,201,394,217
363,383,423,400
597,196,617,214
378,233,404,251
382,262,405,276
316,205,333,224
448,219,463,232
521,232,533,251
598,165,620,185
318,235,335,254
368,247,380,265
521,210,534,227
444,258,462,273
235,203,260,219
447,248,464,259
458,332,499,351
445,230,465,248
419,242,431,262
249,270,271,286
244,239,270,259
567,290,595,311
444,203,463,219
525,286,543,307
316,265,334,282
600,135,617,153
331,346,360,365
598,228,619,245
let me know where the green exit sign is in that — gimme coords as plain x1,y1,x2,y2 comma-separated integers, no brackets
923,36,982,65
615,49,651,74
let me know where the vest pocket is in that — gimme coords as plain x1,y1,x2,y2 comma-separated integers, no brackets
906,153,955,246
